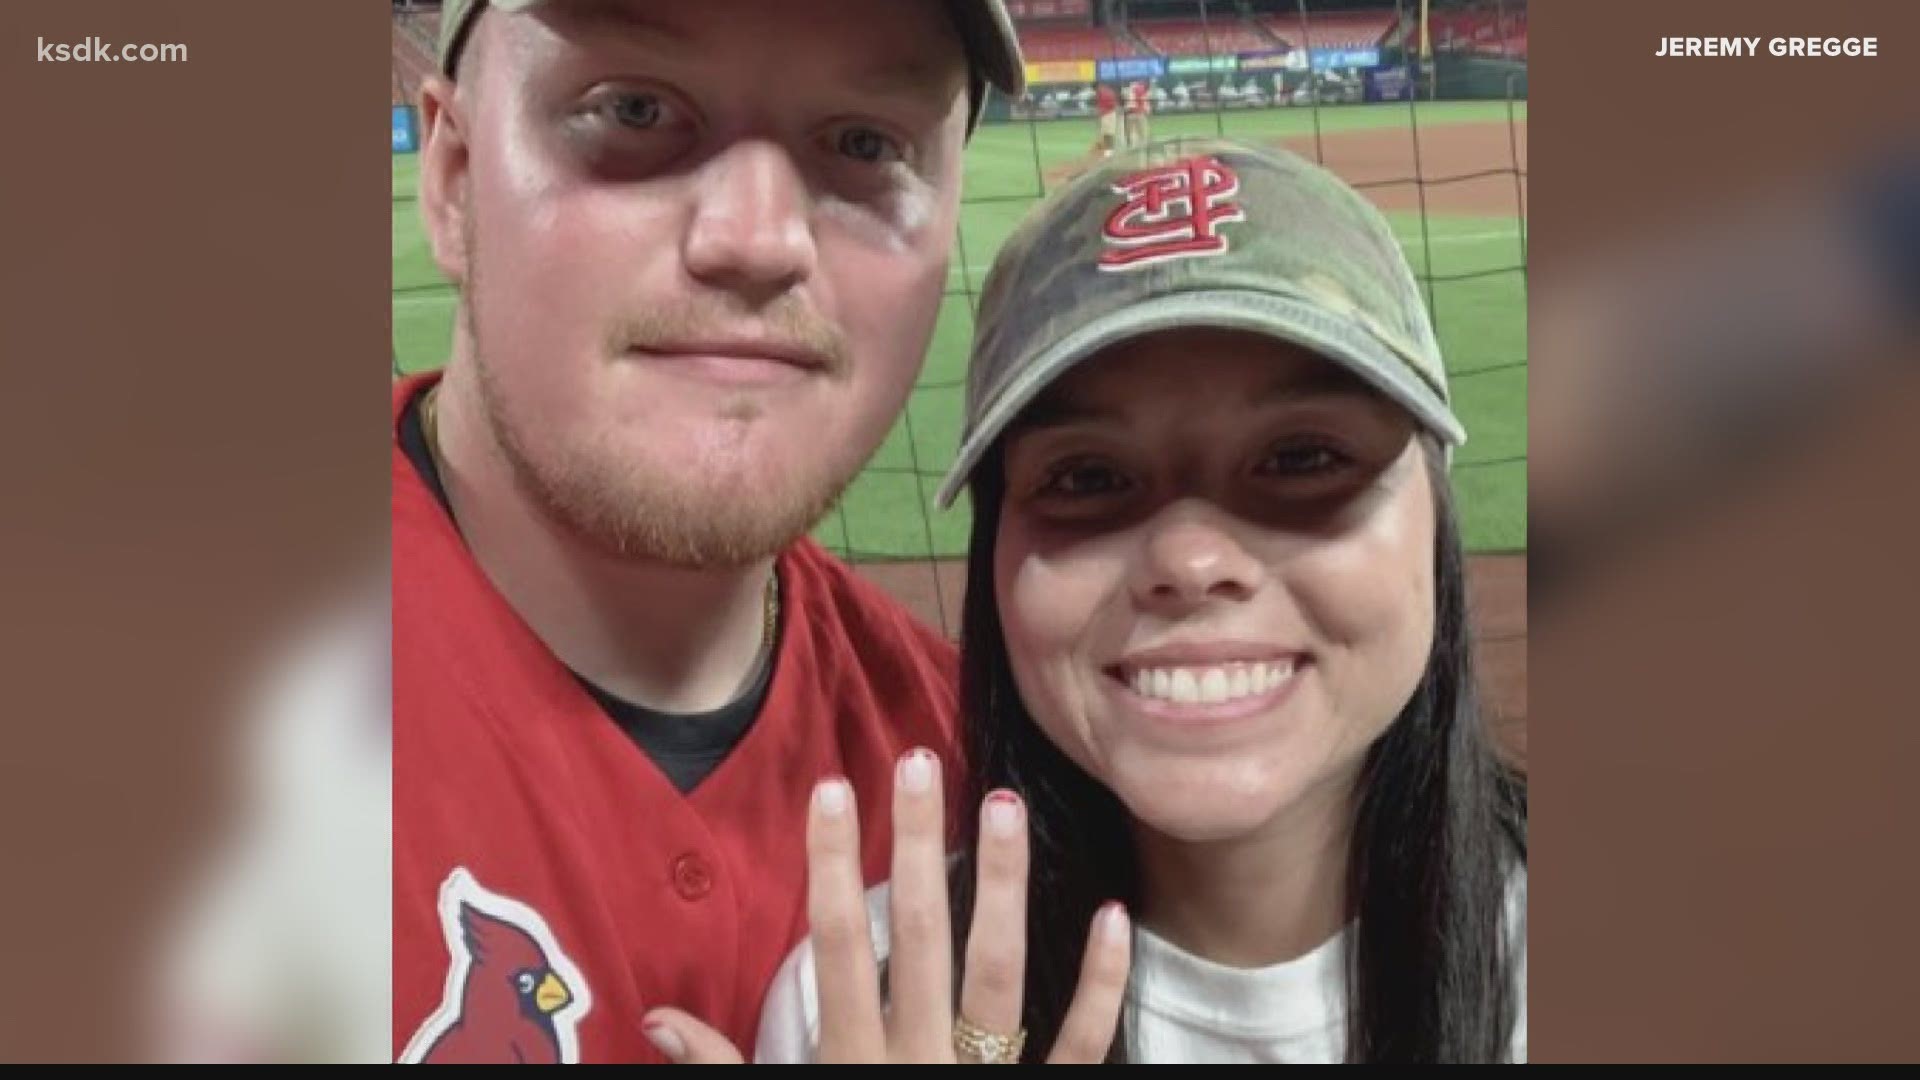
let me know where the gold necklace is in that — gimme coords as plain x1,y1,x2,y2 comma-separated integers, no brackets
421,383,445,480
762,567,781,655
421,383,780,654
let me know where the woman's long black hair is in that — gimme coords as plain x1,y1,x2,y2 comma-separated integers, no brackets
949,438,1528,1063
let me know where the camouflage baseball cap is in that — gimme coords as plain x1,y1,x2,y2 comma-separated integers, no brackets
934,136,1466,509
435,0,1025,129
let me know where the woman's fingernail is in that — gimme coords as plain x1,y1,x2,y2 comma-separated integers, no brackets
898,748,936,795
1101,902,1130,945
644,1020,687,1061
815,777,850,817
984,791,1023,837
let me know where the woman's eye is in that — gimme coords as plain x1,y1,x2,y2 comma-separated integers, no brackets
1257,442,1352,476
1039,460,1131,498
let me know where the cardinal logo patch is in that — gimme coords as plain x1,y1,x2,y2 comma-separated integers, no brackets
1099,154,1246,271
400,868,593,1064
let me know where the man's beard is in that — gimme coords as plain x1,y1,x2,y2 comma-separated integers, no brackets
460,232,861,569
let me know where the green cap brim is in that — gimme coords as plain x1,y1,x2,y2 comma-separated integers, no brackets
933,290,1468,510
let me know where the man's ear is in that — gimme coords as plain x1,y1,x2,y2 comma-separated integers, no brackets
416,74,471,285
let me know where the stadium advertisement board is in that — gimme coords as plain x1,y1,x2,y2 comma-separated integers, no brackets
1095,56,1166,82
1234,48,1384,74
1168,55,1240,75
392,105,417,154
1313,47,1382,69
1024,60,1097,85
1364,64,1415,101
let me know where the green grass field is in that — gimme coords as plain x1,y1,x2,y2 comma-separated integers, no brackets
394,100,1526,554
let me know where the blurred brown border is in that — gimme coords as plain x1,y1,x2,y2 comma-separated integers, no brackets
1535,0,1920,1062
0,0,390,1061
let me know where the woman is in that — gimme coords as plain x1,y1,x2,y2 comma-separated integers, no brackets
644,137,1528,1064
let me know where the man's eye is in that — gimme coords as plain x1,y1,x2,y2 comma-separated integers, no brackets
835,125,905,164
607,92,666,129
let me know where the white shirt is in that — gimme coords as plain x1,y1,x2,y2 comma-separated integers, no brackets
753,870,1527,1064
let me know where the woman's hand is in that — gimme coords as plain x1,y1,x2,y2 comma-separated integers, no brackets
642,748,1132,1063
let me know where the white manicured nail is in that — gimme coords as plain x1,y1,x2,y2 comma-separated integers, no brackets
899,749,935,795
985,794,1022,837
816,778,850,816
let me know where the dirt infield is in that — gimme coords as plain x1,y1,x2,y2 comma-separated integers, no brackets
852,553,1527,770
1044,118,1529,220
1279,118,1529,217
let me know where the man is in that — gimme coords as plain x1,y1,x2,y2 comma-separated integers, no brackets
1095,81,1119,156
1124,78,1152,148
392,0,1022,1063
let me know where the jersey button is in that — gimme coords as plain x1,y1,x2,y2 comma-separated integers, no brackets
672,853,714,901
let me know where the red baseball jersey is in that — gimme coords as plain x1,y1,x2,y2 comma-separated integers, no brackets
1096,84,1119,116
391,373,961,1063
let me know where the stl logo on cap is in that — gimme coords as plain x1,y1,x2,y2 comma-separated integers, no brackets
1098,154,1246,271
